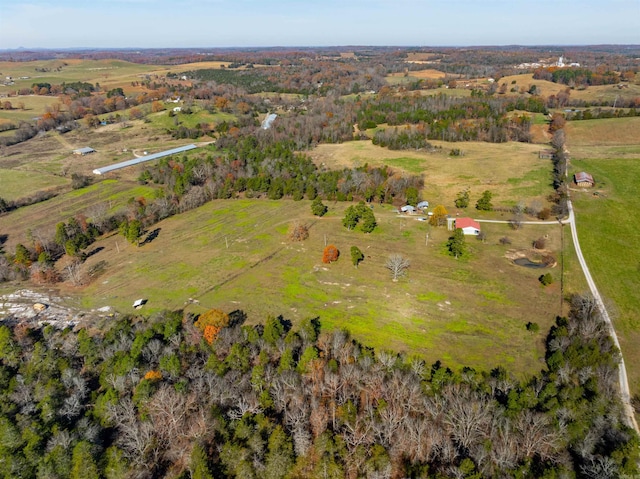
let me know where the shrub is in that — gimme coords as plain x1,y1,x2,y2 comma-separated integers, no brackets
322,245,339,264
539,273,553,286
538,207,552,220
533,237,546,249
499,236,512,245
288,222,309,242
526,322,540,332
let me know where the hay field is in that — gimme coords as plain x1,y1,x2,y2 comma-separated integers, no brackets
309,140,554,209
78,198,562,377
388,69,446,80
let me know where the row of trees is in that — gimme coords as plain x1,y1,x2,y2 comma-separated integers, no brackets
0,294,636,478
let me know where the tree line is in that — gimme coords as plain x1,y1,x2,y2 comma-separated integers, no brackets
0,294,636,478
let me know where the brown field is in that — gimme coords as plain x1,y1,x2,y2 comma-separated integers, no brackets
566,116,640,147
389,69,446,80
309,140,555,209
499,73,640,104
0,119,207,178
405,52,439,62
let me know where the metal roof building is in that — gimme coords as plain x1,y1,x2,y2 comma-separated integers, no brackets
93,144,198,175
261,113,277,130
73,147,96,155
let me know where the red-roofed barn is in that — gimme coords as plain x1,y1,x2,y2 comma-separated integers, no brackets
455,217,481,235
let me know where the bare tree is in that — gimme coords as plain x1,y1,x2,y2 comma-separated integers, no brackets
385,254,410,281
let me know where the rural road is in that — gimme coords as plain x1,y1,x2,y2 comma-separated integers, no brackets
564,199,639,433
474,209,639,431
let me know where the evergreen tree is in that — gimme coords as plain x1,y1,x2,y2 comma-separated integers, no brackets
311,197,328,217
475,190,493,211
350,246,364,268
70,441,100,479
191,443,214,479
447,229,466,258
454,188,470,208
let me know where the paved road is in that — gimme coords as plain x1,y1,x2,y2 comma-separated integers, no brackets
476,210,639,432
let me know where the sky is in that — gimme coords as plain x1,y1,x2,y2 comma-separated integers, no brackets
0,0,638,49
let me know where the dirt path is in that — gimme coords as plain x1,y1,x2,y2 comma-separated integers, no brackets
566,199,639,433
474,211,639,432
51,131,75,151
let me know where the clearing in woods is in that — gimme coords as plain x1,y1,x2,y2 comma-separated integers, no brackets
309,140,555,208
78,198,563,378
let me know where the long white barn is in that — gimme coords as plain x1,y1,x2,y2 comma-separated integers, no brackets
92,144,198,175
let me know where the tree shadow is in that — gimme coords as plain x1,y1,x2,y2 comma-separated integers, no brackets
228,310,247,328
84,246,104,259
141,228,161,245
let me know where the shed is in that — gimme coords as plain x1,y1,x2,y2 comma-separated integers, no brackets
261,113,278,130
401,205,417,213
455,217,481,235
574,172,594,187
417,201,429,209
173,107,182,113
73,147,95,156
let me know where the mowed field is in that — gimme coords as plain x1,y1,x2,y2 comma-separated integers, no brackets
569,152,640,397
78,198,563,377
309,140,555,209
566,117,640,160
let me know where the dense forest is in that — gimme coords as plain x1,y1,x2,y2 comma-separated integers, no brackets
0,295,637,478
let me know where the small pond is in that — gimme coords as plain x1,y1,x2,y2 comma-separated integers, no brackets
513,258,549,269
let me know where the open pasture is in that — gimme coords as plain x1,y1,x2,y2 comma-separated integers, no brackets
499,73,640,104
0,168,68,202
0,178,158,251
569,157,640,396
309,140,554,209
566,117,640,160
0,59,157,92
79,198,562,377
0,95,64,123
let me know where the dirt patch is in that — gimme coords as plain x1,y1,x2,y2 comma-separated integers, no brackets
505,249,557,268
0,288,113,328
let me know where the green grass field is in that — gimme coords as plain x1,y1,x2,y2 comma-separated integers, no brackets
77,198,563,377
570,158,640,396
0,95,64,122
0,168,68,201
147,107,236,130
310,140,555,209
0,179,158,251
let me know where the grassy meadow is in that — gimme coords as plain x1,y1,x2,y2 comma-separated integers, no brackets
0,179,159,251
569,157,640,396
79,198,562,377
499,73,640,104
309,140,555,209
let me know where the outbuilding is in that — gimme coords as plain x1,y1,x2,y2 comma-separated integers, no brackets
73,147,95,156
401,205,417,213
455,217,481,235
574,171,594,187
417,201,429,210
